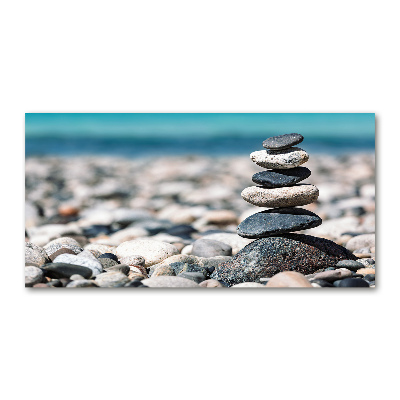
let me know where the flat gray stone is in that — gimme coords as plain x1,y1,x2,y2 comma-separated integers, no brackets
52,254,103,276
191,239,232,257
252,167,311,188
25,266,44,287
95,272,131,287
262,133,304,150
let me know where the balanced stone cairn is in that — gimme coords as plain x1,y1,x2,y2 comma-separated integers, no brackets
238,133,322,238
210,133,357,286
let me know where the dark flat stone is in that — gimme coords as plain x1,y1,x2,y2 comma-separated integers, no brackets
210,234,357,286
335,259,364,271
334,278,370,287
237,208,322,238
98,253,119,262
41,263,93,279
262,133,304,150
252,167,311,188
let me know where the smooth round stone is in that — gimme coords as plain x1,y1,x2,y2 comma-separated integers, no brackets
211,234,357,286
44,237,83,260
237,207,322,238
250,147,309,169
25,242,49,266
262,133,304,150
199,279,224,288
241,184,319,208
118,255,145,267
356,268,375,276
116,239,179,267
95,272,131,288
345,234,375,252
191,239,232,257
98,253,119,262
266,271,312,288
335,259,364,271
334,278,370,287
178,272,207,284
41,263,93,279
53,253,103,276
199,233,253,255
252,167,311,188
70,274,85,280
231,282,266,288
66,280,99,288
47,247,77,261
25,266,44,287
141,276,200,288
152,265,176,277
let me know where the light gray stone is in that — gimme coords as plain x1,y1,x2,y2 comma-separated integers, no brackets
250,147,309,169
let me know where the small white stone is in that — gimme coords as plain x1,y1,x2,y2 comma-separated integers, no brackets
250,147,309,169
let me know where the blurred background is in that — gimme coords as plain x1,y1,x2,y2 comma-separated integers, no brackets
25,113,375,250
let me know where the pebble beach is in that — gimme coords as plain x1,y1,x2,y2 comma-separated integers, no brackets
25,150,375,288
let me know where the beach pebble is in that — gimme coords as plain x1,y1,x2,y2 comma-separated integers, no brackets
231,282,266,288
356,268,375,276
252,167,311,188
250,147,309,169
358,258,375,266
199,232,253,255
181,245,193,255
99,253,119,262
44,237,83,260
84,243,117,256
335,259,365,271
152,265,176,277
105,265,130,275
118,254,145,267
141,276,200,288
25,242,49,266
363,274,376,282
199,279,224,288
191,239,232,257
52,254,103,276
241,184,319,208
41,263,93,279
304,216,361,240
311,268,353,282
346,234,375,252
237,207,322,238
211,234,356,286
116,239,179,267
25,266,44,287
262,133,304,150
107,226,149,245
70,274,85,280
99,258,119,269
178,272,207,284
66,280,99,288
204,210,237,225
95,271,131,287
266,271,312,288
334,278,370,287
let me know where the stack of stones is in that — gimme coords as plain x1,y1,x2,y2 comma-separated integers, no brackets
238,133,322,238
211,133,357,286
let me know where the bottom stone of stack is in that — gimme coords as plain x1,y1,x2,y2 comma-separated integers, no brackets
210,234,357,287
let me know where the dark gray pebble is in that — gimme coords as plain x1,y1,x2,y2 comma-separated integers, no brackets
41,263,93,279
333,278,370,287
98,253,119,262
191,239,232,258
335,259,364,271
237,208,322,239
262,133,304,150
252,167,311,188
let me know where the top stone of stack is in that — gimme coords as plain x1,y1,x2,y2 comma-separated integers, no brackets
262,133,304,150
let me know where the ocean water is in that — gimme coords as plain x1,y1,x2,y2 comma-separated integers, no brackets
25,113,375,157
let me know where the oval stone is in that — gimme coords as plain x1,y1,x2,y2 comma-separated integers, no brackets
237,207,322,238
250,147,309,169
210,234,357,286
262,133,304,150
252,167,311,188
41,263,93,279
241,184,319,208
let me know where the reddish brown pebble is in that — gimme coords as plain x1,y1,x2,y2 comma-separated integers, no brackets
58,205,79,217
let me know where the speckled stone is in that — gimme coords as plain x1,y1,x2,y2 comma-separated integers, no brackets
41,263,93,279
25,266,44,287
98,253,119,262
95,272,131,288
311,268,353,282
335,259,365,271
241,184,319,208
118,255,146,267
250,147,309,169
44,237,83,260
237,207,322,238
210,234,357,286
152,265,176,277
53,253,103,276
178,272,207,284
105,265,131,275
25,242,49,266
262,133,304,150
99,257,119,269
252,167,311,188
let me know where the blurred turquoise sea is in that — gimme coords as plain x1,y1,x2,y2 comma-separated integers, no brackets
25,113,375,157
